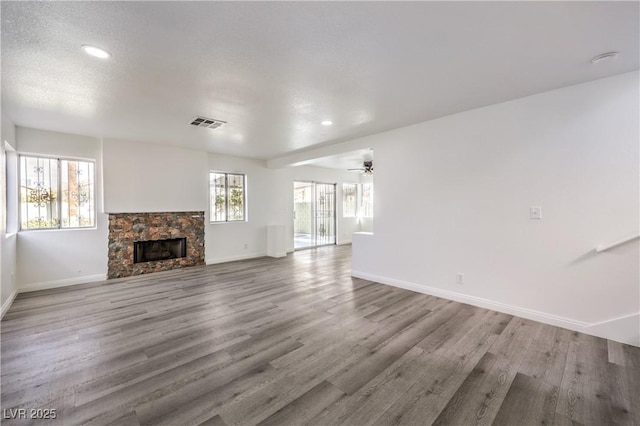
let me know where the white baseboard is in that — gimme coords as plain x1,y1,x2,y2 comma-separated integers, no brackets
352,270,639,347
1,289,18,320
19,274,107,293
206,251,267,265
586,312,640,347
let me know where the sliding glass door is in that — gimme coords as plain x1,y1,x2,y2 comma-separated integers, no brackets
314,183,336,246
293,181,336,249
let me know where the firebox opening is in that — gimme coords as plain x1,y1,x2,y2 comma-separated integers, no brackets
134,238,187,263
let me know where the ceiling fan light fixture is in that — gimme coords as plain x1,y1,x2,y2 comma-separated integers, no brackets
348,160,373,175
363,161,373,175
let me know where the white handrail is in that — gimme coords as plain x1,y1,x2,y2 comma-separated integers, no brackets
596,234,640,252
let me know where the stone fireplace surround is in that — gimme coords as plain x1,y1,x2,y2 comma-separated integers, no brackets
108,211,205,279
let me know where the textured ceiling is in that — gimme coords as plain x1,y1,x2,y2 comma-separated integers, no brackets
2,1,638,162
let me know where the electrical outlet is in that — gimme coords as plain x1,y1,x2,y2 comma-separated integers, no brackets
530,206,542,220
456,272,464,285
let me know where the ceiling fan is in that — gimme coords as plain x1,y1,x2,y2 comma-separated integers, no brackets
348,161,373,175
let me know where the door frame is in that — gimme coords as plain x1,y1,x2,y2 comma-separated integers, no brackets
293,180,337,250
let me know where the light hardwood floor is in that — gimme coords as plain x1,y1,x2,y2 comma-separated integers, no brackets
1,245,639,425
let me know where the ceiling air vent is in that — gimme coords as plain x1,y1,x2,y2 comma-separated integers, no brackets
190,116,226,129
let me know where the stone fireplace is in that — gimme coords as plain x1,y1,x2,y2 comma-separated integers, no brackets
108,211,205,279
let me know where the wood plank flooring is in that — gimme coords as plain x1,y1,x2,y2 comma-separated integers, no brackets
1,245,639,425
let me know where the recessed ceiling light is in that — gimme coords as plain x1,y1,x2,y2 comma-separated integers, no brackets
321,120,333,126
591,51,618,64
82,45,111,59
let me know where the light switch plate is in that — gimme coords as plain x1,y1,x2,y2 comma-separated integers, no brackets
530,206,542,219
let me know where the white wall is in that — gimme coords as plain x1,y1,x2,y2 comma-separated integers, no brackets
11,132,360,282
103,138,208,213
101,141,359,265
1,113,18,317
206,154,275,263
16,128,109,291
11,74,635,346
206,152,360,264
351,71,639,345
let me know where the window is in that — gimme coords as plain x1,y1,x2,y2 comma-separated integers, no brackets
360,183,374,218
343,182,374,218
343,183,358,218
210,172,246,222
19,155,96,230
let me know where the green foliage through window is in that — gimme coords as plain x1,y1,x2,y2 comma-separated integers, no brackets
210,172,246,222
19,155,96,230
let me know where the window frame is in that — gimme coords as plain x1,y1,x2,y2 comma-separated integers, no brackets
360,182,374,218
342,183,358,218
18,153,97,231
209,171,247,224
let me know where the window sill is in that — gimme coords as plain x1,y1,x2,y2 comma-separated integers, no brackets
18,226,99,233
